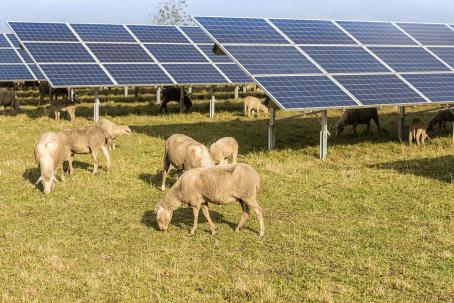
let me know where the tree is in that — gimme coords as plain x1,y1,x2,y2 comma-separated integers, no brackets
150,0,193,26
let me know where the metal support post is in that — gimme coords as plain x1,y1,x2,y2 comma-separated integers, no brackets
156,87,161,105
234,85,239,100
179,86,185,113
398,106,405,142
320,110,328,160
243,86,247,93
124,86,128,97
268,107,276,150
94,88,100,122
209,86,216,118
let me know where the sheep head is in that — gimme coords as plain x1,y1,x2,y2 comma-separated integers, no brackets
36,172,57,195
155,203,173,231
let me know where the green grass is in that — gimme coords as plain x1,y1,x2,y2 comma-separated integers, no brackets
0,99,453,302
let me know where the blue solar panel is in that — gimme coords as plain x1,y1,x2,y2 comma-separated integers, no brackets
397,23,454,45
216,64,252,83
428,47,454,68
223,45,320,75
9,22,78,42
337,21,416,45
302,46,389,73
402,74,454,102
369,47,449,72
254,75,357,109
194,17,289,44
197,44,232,63
87,43,153,63
0,65,35,81
145,44,207,63
162,64,228,84
28,64,45,80
17,49,33,63
0,49,21,63
126,25,188,43
334,74,426,105
25,43,94,63
180,26,213,44
6,34,20,47
104,64,173,85
270,19,356,45
40,64,113,86
0,34,10,47
71,23,135,42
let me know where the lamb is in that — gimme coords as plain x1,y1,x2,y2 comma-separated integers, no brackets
209,137,238,165
44,99,76,124
65,125,110,175
244,96,269,118
97,118,131,150
0,89,19,112
335,108,381,136
155,163,264,237
161,134,213,191
34,131,73,194
427,108,454,131
409,118,430,146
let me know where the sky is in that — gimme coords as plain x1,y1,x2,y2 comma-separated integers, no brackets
1,0,454,32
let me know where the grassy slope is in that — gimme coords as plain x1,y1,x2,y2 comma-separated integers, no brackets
0,99,453,302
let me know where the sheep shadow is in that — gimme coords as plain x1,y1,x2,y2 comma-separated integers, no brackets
22,167,40,185
369,155,454,183
138,171,167,189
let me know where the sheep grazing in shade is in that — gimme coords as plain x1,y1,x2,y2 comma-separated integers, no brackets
161,134,213,191
209,137,238,165
34,131,73,194
335,108,381,136
409,118,430,146
97,118,131,150
244,96,269,118
0,89,19,112
65,125,110,175
160,87,192,113
45,99,76,124
427,108,454,131
155,163,264,237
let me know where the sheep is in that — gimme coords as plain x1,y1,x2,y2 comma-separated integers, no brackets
160,87,192,113
65,125,110,175
335,108,381,136
409,118,430,146
0,89,19,112
427,108,454,131
44,99,76,124
34,131,73,194
39,82,68,104
209,137,238,165
97,118,131,150
155,163,264,237
161,134,213,191
244,96,269,118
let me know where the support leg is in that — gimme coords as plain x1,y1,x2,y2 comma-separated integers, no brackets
93,88,100,122
209,86,215,118
320,110,328,160
156,87,161,105
398,106,405,142
179,86,185,113
124,87,128,97
234,86,239,100
268,107,275,151
243,86,247,93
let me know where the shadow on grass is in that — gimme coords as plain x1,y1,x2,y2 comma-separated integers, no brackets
369,155,454,183
138,171,167,190
23,167,40,185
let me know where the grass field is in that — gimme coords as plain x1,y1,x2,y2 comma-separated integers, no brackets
0,98,453,302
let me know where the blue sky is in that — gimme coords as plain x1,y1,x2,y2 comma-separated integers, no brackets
1,0,453,32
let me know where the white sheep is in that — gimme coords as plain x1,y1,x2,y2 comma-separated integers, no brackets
97,118,131,150
155,163,264,237
209,137,238,165
244,96,269,118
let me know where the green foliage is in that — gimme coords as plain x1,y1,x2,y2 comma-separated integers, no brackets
150,0,193,25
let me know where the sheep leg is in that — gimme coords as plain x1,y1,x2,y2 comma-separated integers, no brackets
416,129,422,146
68,154,74,175
232,149,238,164
190,206,200,235
91,150,99,175
235,201,250,233
246,200,265,237
101,145,111,173
201,204,216,235
60,164,65,182
409,130,413,145
161,154,171,191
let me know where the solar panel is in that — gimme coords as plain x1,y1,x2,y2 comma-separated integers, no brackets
28,64,45,80
104,64,173,85
180,26,213,44
402,73,454,102
369,47,450,72
302,46,389,73
428,47,454,68
87,43,154,63
24,43,95,63
270,19,356,45
17,49,33,63
217,64,252,83
223,45,321,75
126,25,188,43
397,23,454,45
162,64,228,84
9,22,78,42
145,44,207,63
40,64,114,86
71,23,135,42
0,65,35,81
334,74,426,105
0,49,22,63
197,44,232,63
6,34,20,47
255,75,357,109
0,35,11,47
337,21,416,45
194,17,289,44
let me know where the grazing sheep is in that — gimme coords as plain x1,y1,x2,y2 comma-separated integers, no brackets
335,108,381,136
155,163,264,237
65,126,110,175
209,137,238,165
45,99,76,124
244,96,269,118
97,118,131,150
427,109,454,131
409,118,430,146
160,87,192,113
39,82,68,104
34,131,73,194
0,89,19,112
161,134,213,191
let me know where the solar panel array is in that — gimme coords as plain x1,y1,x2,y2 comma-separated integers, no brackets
195,17,454,110
7,22,251,87
0,33,44,82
